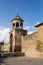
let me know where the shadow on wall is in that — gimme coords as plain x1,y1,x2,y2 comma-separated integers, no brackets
36,40,43,52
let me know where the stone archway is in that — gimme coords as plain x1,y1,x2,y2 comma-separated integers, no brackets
10,34,13,52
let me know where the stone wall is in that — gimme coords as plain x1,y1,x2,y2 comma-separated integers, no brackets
22,32,38,57
4,43,10,52
36,25,43,52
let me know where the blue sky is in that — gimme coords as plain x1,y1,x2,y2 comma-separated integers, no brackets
0,0,43,42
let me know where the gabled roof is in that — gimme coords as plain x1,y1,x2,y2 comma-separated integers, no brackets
35,22,43,27
11,14,24,22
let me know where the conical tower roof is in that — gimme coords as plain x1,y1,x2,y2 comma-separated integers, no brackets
11,14,24,22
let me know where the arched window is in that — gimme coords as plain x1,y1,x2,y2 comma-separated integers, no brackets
16,22,19,27
13,23,15,27
20,22,23,27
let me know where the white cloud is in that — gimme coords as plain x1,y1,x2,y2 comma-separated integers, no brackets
0,27,10,43
24,26,35,35
23,26,30,30
36,22,40,25
27,31,33,35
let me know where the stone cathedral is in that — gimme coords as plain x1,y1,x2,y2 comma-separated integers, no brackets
0,15,43,58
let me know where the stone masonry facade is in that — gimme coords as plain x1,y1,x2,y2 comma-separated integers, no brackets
0,15,43,58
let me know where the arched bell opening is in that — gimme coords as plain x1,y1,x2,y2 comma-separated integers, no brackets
13,23,15,28
16,22,19,28
20,22,23,28
20,22,23,26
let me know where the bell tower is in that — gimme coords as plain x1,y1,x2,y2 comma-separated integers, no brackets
10,15,25,52
12,15,23,29
10,14,27,54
